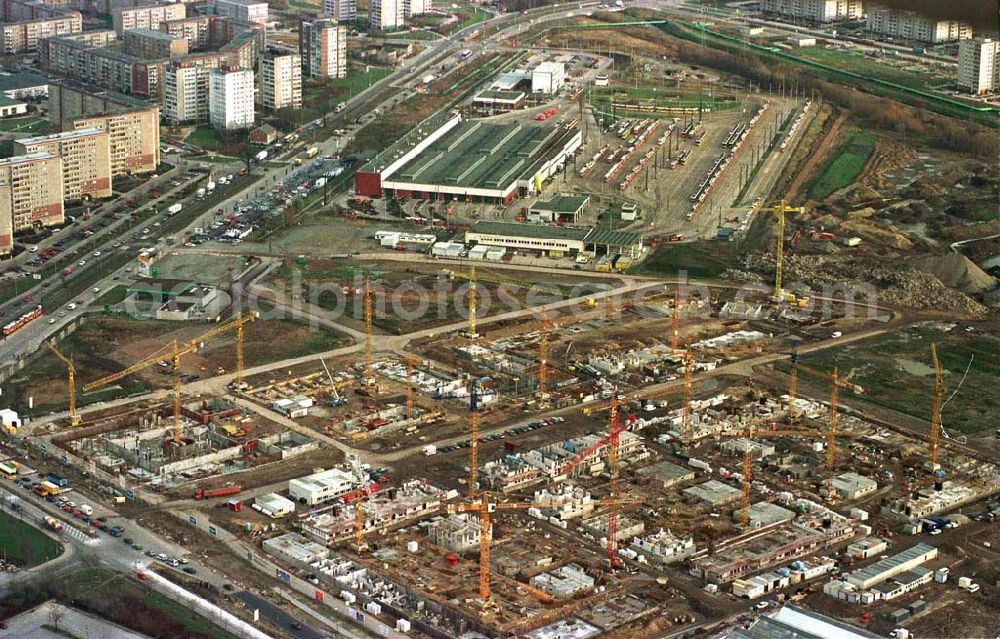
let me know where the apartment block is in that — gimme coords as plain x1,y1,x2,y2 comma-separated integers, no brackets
0,13,82,54
207,0,267,25
866,9,972,44
259,50,301,110
760,0,861,23
113,2,186,35
123,27,188,58
209,66,254,129
159,15,211,48
370,0,402,30
14,128,112,201
959,38,1000,95
72,106,160,176
48,79,144,128
0,152,64,254
39,32,166,97
164,60,211,124
1,0,68,22
300,19,346,79
323,0,356,24
403,0,429,17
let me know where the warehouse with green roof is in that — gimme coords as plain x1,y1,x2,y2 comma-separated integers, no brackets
355,112,582,204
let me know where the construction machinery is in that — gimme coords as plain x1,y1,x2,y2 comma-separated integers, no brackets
85,340,195,444
346,453,369,553
320,359,349,407
928,343,944,470
762,200,804,303
195,313,258,388
447,491,633,607
537,313,551,398
682,348,694,444
792,360,864,489
670,291,682,351
45,340,81,426
363,278,374,383
469,381,481,498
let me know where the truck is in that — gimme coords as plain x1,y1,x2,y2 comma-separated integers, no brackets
167,203,183,215
314,177,327,189
79,504,93,516
254,150,268,162
194,486,242,500
40,481,61,496
43,516,63,532
334,102,346,113
304,146,319,159
423,444,437,456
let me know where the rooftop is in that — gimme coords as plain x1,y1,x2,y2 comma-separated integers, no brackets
386,120,578,192
683,479,740,505
849,543,936,585
0,71,49,92
470,221,590,241
16,126,104,145
720,605,882,639
530,195,589,214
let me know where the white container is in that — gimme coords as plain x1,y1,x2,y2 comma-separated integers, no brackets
958,576,972,588
396,619,411,632
407,540,419,553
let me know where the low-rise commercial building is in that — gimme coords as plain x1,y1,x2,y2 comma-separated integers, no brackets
0,97,27,118
0,71,49,100
532,62,566,94
846,537,887,560
254,492,296,518
289,467,355,506
683,479,741,507
14,128,112,201
845,543,937,590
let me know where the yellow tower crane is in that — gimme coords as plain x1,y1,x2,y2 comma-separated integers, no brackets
670,291,682,352
761,200,804,303
928,343,944,470
538,313,551,398
45,340,81,426
363,278,374,383
793,361,864,489
406,357,415,424
740,421,755,527
682,349,694,444
195,313,258,387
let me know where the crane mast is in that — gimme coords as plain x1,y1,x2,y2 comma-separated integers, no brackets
45,340,81,426
929,343,943,469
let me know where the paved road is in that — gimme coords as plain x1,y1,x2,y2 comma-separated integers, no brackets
236,591,327,639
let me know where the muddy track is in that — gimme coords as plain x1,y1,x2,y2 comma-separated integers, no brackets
786,109,848,204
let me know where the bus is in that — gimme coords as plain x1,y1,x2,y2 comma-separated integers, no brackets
0,461,18,479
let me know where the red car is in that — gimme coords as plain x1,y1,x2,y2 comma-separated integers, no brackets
62,505,74,513
89,520,101,528
73,510,83,518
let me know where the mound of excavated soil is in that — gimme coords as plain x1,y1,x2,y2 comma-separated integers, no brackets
908,253,997,294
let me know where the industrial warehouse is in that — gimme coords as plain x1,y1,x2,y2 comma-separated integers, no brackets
354,112,582,203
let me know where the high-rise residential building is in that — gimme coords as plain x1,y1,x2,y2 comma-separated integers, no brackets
866,9,971,44
403,0,430,17
14,128,112,202
71,106,160,176
301,19,347,79
207,0,268,26
958,38,999,95
0,152,64,254
760,0,861,23
113,3,187,35
164,61,212,124
370,0,403,30
323,0,356,24
209,66,254,129
259,50,301,110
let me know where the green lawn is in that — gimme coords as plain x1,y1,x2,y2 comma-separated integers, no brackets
794,46,948,91
807,132,875,201
62,568,238,639
0,511,63,568
788,326,999,435
0,116,48,134
185,127,224,152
